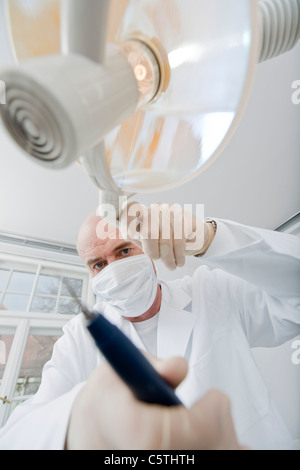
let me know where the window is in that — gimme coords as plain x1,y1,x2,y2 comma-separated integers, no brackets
0,266,84,315
0,315,66,427
0,249,91,428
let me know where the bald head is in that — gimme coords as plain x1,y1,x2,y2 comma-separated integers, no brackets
77,213,144,276
77,212,120,259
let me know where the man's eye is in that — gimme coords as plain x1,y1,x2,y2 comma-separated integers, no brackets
121,248,131,256
94,262,104,270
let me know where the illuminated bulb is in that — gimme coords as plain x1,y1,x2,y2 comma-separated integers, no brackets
120,39,162,107
134,64,147,82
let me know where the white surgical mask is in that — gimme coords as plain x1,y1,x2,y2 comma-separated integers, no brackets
91,254,158,318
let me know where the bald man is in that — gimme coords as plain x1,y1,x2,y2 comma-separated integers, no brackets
76,208,206,324
76,211,161,323
0,205,299,450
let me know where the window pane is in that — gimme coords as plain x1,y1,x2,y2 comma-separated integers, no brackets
7,271,35,294
2,294,30,311
0,269,10,292
31,296,57,314
57,298,80,315
61,278,83,297
35,275,60,295
13,335,60,399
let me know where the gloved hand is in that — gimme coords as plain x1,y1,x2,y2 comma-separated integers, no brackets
67,354,244,450
119,202,215,270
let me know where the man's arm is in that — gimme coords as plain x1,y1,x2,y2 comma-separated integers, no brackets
121,203,300,345
121,202,299,307
121,202,299,297
202,218,300,304
203,219,300,346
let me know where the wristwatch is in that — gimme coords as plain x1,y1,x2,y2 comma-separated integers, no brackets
194,218,217,257
204,218,218,234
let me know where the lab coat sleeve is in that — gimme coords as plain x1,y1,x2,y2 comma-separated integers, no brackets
201,218,300,346
0,383,85,450
0,315,97,450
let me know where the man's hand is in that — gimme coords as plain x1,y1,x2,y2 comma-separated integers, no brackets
66,355,244,450
119,202,215,270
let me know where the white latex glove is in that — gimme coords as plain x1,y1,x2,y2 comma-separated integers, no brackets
119,202,214,270
67,354,244,450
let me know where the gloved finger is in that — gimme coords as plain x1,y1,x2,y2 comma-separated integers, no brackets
184,211,205,253
172,236,186,268
170,207,185,267
123,203,162,261
142,352,188,389
120,202,162,261
119,201,146,248
159,225,177,270
156,204,180,270
159,240,176,270
138,203,160,260
140,236,160,260
147,203,174,270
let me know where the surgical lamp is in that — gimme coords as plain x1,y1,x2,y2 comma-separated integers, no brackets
0,0,299,216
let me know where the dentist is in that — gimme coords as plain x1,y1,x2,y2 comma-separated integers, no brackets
0,203,299,450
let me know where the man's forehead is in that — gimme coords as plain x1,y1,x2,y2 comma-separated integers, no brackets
82,236,127,264
77,214,124,260
96,219,123,241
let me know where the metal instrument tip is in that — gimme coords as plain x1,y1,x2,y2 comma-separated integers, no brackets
64,281,97,321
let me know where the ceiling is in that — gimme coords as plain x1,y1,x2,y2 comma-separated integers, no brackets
0,1,299,245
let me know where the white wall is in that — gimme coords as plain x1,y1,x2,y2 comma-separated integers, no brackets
0,1,99,245
0,2,299,242
0,0,299,441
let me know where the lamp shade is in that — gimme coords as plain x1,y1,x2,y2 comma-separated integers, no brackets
4,0,259,193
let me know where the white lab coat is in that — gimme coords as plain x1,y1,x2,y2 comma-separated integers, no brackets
0,219,299,450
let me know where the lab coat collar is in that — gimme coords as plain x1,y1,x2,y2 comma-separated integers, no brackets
98,280,195,359
100,302,146,351
157,281,196,359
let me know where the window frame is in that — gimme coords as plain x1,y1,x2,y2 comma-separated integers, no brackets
0,311,72,427
0,253,90,315
0,250,93,428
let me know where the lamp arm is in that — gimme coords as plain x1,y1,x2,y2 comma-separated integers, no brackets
258,0,300,62
61,0,110,62
61,0,127,207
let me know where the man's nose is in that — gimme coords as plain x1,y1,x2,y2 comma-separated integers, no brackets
107,256,119,265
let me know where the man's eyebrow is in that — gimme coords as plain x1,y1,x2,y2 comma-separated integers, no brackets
87,242,133,267
111,241,133,253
